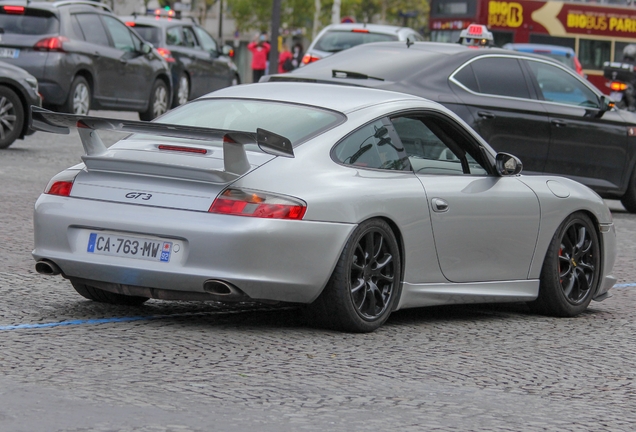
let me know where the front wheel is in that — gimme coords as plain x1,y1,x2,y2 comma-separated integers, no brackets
307,219,401,333
528,212,600,317
621,167,636,213
173,73,189,107
139,79,169,121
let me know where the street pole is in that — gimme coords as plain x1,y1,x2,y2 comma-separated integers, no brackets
268,0,281,76
218,0,223,41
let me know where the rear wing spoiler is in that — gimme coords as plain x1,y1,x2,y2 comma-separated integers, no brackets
30,106,294,176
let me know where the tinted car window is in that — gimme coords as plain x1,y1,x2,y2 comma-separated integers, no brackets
315,31,398,53
469,57,530,99
182,27,198,48
527,61,599,107
453,63,479,92
0,9,59,35
75,13,110,47
166,27,183,46
392,116,487,175
193,27,217,52
334,120,410,171
103,16,136,52
131,25,161,46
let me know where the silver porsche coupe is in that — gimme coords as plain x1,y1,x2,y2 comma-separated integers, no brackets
30,83,617,333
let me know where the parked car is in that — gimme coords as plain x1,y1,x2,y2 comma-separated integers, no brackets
301,23,424,66
0,1,172,120
0,60,40,148
30,82,615,332
503,43,584,76
264,42,636,212
122,12,240,108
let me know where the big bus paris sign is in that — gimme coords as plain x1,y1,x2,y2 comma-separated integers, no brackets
430,0,636,92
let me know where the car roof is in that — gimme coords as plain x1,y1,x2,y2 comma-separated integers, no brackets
321,23,416,35
120,15,196,28
203,82,430,114
0,0,113,13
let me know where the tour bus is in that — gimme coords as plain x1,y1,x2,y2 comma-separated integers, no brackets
430,0,636,92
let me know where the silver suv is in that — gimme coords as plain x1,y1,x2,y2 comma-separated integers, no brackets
302,23,424,66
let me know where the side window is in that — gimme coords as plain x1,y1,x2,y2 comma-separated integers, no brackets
194,26,218,52
464,57,531,99
102,16,135,52
391,115,488,176
182,27,198,48
333,120,410,171
527,61,599,107
70,15,85,40
166,27,183,46
579,39,610,70
75,13,110,47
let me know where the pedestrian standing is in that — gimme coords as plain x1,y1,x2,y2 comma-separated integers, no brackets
247,33,270,83
279,43,294,73
291,42,304,69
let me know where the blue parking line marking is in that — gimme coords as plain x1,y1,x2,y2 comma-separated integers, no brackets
614,283,636,288
0,312,210,331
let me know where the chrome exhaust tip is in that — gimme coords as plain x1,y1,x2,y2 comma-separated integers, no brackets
35,260,61,276
203,280,242,296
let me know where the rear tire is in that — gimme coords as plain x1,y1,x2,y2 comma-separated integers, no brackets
306,218,401,333
63,76,91,115
0,86,24,149
71,281,148,306
139,79,169,121
621,168,636,213
528,212,600,317
173,73,189,107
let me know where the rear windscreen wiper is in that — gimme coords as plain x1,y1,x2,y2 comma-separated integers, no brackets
332,70,384,81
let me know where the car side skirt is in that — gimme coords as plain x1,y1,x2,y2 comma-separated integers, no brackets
396,280,539,310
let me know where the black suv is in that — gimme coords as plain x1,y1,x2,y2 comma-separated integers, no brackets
122,12,239,108
0,1,172,120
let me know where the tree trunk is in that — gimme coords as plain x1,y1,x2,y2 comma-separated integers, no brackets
312,0,321,40
331,0,341,25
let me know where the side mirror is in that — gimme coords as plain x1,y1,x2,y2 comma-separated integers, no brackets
599,94,615,114
141,42,152,55
495,152,523,176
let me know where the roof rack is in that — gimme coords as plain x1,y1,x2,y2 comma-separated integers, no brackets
51,0,113,12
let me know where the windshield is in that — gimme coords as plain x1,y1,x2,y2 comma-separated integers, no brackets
150,99,345,148
131,25,162,46
314,30,398,53
0,9,59,35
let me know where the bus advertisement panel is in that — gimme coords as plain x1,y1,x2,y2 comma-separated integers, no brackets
430,0,636,92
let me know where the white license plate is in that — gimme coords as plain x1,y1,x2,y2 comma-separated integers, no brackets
0,48,19,58
87,232,173,262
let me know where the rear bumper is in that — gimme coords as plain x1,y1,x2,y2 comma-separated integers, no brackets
595,225,617,299
33,195,355,304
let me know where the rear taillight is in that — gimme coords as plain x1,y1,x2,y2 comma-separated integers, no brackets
3,5,25,14
302,54,321,65
44,170,80,196
209,188,306,220
574,56,584,76
351,28,369,33
125,21,136,27
156,47,175,62
34,36,68,52
610,81,628,91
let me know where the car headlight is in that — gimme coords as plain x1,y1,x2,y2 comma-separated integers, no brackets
25,76,38,94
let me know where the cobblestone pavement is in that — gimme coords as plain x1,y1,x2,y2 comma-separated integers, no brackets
1,113,636,431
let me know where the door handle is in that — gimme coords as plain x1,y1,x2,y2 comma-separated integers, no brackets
93,51,101,57
431,198,449,213
551,119,567,127
477,111,496,119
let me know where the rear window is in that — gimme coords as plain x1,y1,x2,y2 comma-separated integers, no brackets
151,99,345,147
131,25,162,46
314,30,398,53
0,8,59,35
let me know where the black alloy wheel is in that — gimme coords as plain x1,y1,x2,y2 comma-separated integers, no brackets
307,218,401,333
529,212,600,317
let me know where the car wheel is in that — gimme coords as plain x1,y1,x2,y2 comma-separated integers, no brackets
64,76,91,115
0,86,24,149
173,73,189,107
71,281,148,306
307,218,401,333
139,79,169,121
529,212,600,317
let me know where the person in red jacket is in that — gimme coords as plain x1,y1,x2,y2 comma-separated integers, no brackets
247,34,270,83
278,44,294,73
